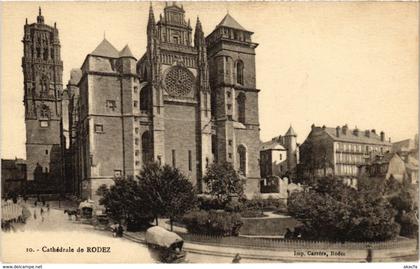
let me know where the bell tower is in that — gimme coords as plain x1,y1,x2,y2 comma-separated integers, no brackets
206,14,261,195
22,7,64,186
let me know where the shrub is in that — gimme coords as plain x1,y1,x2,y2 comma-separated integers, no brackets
224,200,244,213
398,211,419,238
240,210,266,218
243,196,285,212
197,196,225,211
182,210,243,236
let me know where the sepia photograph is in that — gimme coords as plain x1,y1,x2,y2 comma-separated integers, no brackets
0,0,418,265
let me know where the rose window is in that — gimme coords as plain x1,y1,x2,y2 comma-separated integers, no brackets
163,66,194,97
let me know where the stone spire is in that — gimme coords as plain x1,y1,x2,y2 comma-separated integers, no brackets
147,3,156,34
37,6,44,24
194,17,205,48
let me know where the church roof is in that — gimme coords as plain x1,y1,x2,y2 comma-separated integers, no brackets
285,126,297,137
119,44,135,58
217,13,248,32
91,38,119,58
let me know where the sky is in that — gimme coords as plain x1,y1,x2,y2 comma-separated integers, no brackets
1,1,418,159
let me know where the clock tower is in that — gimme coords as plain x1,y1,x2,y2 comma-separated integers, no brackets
22,8,64,188
137,3,212,190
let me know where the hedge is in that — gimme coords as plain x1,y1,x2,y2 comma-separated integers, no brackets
182,210,243,236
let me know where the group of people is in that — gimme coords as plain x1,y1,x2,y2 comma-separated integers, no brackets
111,222,124,237
1,197,31,231
33,199,50,222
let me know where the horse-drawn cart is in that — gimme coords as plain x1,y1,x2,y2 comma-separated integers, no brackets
145,226,186,263
92,214,109,230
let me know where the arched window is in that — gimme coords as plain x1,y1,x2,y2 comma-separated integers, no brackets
142,131,153,165
140,87,151,112
237,92,246,124
236,60,244,85
238,145,247,176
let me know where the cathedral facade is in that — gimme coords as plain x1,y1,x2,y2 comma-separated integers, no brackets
24,3,262,200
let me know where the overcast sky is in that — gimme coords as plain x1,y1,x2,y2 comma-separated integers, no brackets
1,1,418,159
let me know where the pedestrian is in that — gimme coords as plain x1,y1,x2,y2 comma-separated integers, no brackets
111,222,117,237
366,244,373,263
33,210,37,220
34,201,37,207
46,203,50,212
42,199,45,206
117,223,124,237
40,207,44,215
232,253,241,263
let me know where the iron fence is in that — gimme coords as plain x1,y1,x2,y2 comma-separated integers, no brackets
180,233,417,250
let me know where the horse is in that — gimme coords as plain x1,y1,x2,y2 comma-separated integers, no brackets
64,209,79,220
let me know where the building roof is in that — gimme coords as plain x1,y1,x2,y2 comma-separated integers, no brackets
1,159,26,169
90,38,119,58
119,44,135,58
285,126,297,137
261,140,286,151
217,13,248,32
392,138,416,152
320,126,391,146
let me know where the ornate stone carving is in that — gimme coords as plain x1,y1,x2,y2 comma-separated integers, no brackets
163,66,194,97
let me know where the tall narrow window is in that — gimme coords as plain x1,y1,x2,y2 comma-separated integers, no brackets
236,60,244,85
140,87,150,112
43,48,48,61
142,131,153,164
172,150,176,167
237,92,246,124
238,145,247,176
188,150,192,171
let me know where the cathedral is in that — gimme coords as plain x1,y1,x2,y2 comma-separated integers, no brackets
23,3,262,201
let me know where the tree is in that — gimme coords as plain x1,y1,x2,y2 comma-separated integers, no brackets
202,162,245,204
298,142,334,184
288,176,400,242
136,162,197,231
96,176,154,230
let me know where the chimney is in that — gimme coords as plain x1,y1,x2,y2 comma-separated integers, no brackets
371,129,376,135
322,125,326,130
380,131,385,142
365,130,370,137
311,124,315,130
336,126,341,137
353,127,359,136
342,124,348,135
